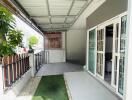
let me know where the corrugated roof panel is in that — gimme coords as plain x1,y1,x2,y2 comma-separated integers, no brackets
18,0,46,6
70,0,86,15
51,17,65,23
52,24,64,29
24,7,48,16
16,0,92,31
41,24,52,29
66,17,75,23
33,17,50,24
49,0,72,15
18,0,48,16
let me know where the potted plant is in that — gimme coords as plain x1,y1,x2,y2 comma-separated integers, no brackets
0,5,23,63
28,36,38,53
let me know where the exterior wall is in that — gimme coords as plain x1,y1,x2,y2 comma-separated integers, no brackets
66,29,87,65
48,50,66,63
44,32,66,63
87,0,128,29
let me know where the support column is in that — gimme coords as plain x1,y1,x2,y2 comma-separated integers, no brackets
29,53,36,77
0,64,4,95
124,0,132,100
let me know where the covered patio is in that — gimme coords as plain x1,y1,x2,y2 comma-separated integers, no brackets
0,0,132,100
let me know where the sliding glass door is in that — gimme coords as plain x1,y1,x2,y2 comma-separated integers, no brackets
96,28,105,78
88,29,96,74
118,15,127,95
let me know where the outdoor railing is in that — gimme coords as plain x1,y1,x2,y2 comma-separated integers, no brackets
35,51,45,74
2,53,30,90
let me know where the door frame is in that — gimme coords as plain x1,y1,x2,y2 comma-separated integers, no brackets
86,26,97,76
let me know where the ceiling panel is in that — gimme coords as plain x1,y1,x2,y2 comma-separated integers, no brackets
52,24,64,29
51,17,65,23
18,0,47,6
18,0,48,16
24,7,48,16
66,17,75,23
49,0,72,15
70,0,86,15
16,0,92,31
33,17,50,24
41,24,52,29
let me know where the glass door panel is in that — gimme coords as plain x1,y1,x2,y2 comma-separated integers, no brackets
97,29,105,77
118,15,127,95
88,29,96,74
112,22,120,87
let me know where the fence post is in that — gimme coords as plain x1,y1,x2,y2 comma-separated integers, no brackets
29,53,35,77
0,63,4,95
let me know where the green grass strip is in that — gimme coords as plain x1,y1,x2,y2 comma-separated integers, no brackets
32,75,69,100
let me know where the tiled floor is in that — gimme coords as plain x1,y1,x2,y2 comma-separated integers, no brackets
16,77,41,100
36,63,83,76
15,63,82,100
10,63,122,100
64,71,122,100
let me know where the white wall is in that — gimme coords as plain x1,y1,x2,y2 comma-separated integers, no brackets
46,50,66,63
66,29,87,65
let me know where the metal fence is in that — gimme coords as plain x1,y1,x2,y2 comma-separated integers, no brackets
35,51,45,74
2,53,30,90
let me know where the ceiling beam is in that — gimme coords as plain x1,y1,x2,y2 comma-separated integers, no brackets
38,23,70,26
42,28,67,32
46,0,52,24
31,15,76,18
64,0,75,23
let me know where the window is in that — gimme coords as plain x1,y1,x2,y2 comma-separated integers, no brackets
44,32,62,49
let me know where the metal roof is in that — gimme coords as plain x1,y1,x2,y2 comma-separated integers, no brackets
16,0,93,31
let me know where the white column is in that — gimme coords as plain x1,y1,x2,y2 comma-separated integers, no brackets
0,64,4,95
29,53,36,77
124,0,132,100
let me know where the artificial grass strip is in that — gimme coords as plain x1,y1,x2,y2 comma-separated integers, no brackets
32,75,69,100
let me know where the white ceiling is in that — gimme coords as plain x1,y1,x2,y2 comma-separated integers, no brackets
17,0,93,31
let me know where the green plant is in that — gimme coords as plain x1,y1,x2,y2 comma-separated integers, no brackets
28,36,38,46
0,5,23,57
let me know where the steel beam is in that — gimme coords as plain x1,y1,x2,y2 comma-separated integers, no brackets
46,0,52,24
31,15,76,18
